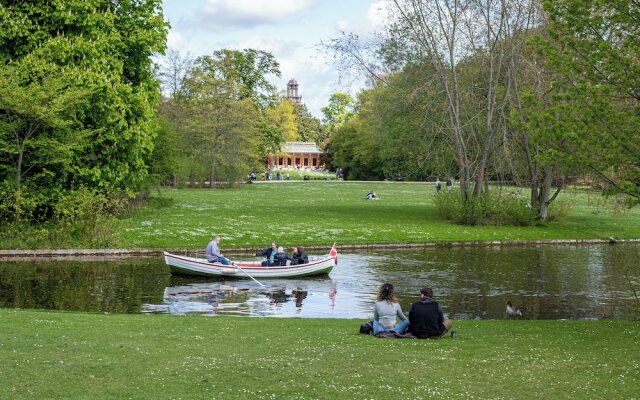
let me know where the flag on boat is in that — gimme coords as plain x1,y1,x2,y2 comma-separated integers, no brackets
329,243,338,265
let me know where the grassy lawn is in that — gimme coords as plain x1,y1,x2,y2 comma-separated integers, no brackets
113,182,640,249
2,309,638,399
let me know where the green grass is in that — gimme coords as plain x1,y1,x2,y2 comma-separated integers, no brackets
2,309,638,399
112,182,640,249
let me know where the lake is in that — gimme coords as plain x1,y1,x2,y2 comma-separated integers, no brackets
1,243,638,320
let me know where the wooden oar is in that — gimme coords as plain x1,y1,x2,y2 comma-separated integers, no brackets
231,262,265,287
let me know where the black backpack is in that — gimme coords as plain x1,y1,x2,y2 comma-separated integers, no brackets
359,321,373,335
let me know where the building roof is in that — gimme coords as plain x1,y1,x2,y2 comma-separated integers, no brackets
283,142,322,154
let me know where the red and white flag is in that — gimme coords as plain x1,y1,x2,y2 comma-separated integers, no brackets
329,243,338,265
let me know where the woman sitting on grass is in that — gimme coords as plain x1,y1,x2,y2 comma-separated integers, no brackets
373,283,409,335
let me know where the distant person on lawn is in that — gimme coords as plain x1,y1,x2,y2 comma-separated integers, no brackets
205,235,230,265
408,287,452,338
256,242,278,266
291,246,309,265
373,283,410,335
365,191,378,200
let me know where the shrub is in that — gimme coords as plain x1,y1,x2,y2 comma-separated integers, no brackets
546,197,573,222
433,190,536,226
52,188,122,247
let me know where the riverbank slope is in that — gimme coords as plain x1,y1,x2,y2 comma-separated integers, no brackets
2,309,638,399
3,182,639,250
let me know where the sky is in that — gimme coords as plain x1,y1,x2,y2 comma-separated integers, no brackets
161,0,387,117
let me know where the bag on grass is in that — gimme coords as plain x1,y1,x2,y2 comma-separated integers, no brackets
359,321,373,335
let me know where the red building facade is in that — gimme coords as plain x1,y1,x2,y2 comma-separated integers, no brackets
267,142,323,170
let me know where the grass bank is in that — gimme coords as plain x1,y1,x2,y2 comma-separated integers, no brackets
114,182,640,249
2,181,639,249
2,309,638,399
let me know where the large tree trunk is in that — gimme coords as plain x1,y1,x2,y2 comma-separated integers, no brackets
16,143,24,194
210,157,216,189
537,167,554,221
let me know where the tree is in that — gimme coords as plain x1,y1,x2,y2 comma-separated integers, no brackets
0,62,89,219
537,0,640,204
0,0,168,220
295,104,325,144
159,49,195,100
330,116,384,180
266,99,298,142
321,93,355,134
194,49,281,108
181,56,260,186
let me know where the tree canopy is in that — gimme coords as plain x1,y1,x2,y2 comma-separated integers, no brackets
0,0,168,221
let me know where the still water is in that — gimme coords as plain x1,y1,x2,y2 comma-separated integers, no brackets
1,244,638,320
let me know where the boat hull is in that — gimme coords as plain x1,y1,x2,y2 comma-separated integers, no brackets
164,251,337,278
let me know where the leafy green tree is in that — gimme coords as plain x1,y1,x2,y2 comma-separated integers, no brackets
265,99,298,141
0,62,89,219
295,104,325,144
148,116,180,187
181,57,260,186
330,116,383,180
321,93,354,136
0,0,168,204
194,49,281,108
538,0,640,204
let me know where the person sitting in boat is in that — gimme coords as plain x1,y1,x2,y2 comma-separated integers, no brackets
256,242,277,266
291,246,309,265
273,246,293,266
205,235,230,265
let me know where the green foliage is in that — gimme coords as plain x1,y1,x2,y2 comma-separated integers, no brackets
181,64,260,185
156,48,281,187
0,0,168,221
538,0,640,204
433,190,537,226
0,60,91,218
329,117,384,180
193,49,281,107
294,103,324,144
148,117,180,186
546,197,573,222
52,188,123,246
321,92,354,137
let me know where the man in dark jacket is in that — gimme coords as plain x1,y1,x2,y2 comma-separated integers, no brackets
256,242,277,266
408,287,452,338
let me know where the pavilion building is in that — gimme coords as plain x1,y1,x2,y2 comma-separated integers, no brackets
265,79,324,170
267,142,323,170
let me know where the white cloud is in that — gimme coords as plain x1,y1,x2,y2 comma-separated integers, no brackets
334,0,388,35
365,0,390,29
201,0,317,27
167,31,183,49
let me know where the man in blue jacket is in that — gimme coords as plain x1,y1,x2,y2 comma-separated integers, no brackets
408,287,453,338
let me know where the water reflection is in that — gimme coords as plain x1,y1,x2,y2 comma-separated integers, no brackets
0,244,638,320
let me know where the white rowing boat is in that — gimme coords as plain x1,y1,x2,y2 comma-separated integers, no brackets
164,244,338,278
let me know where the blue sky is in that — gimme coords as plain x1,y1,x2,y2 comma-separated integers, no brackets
161,0,386,117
